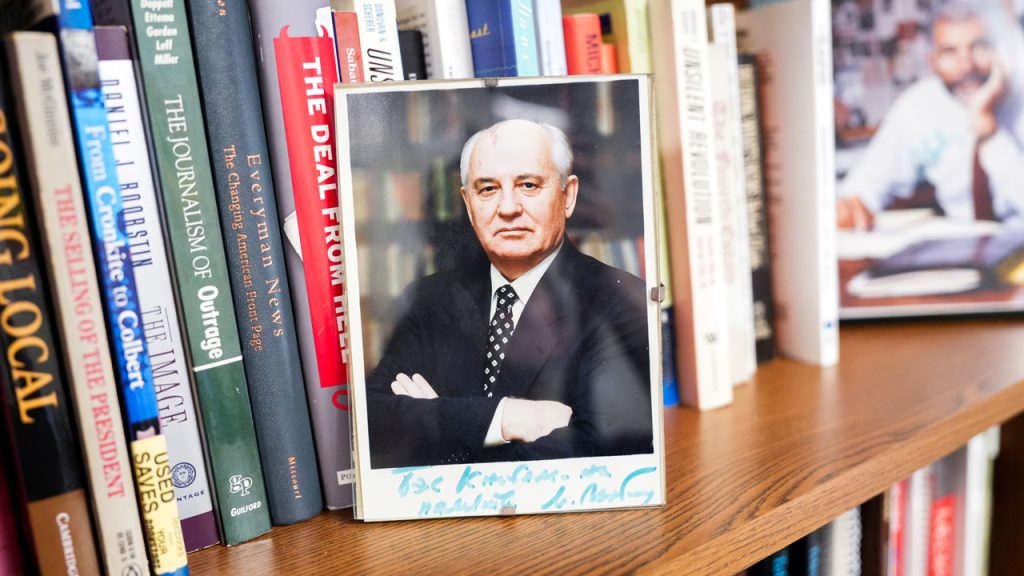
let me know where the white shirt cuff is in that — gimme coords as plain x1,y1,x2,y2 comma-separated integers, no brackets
483,397,511,447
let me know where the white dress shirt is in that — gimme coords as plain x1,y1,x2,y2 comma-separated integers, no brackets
482,243,563,446
838,75,1024,226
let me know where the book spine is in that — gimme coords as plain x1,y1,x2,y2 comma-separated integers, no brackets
94,24,220,552
0,34,101,576
888,479,907,576
466,0,514,77
810,0,839,366
351,0,405,82
398,30,427,79
12,19,149,575
273,26,357,509
247,0,354,510
737,54,775,363
395,0,473,79
127,0,271,544
531,0,566,76
562,14,602,75
0,447,24,575
334,11,365,83
710,4,757,385
187,0,324,526
623,0,651,73
508,0,539,76
650,0,732,410
431,0,475,78
50,5,191,573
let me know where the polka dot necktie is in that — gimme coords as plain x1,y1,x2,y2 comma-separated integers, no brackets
484,284,518,398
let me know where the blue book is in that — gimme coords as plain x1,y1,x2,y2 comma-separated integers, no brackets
661,306,679,407
465,0,540,77
48,2,189,574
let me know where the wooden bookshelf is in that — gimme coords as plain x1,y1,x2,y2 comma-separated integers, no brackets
190,319,1024,575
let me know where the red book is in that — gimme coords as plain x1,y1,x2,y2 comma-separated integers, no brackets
927,493,956,576
562,14,602,75
332,11,364,83
888,479,907,576
599,42,618,74
273,28,350,403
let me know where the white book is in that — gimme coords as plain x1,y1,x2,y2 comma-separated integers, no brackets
963,427,999,576
97,34,218,544
396,0,473,79
906,466,934,576
335,0,405,81
650,0,732,410
736,0,839,366
532,0,568,75
708,3,757,385
829,507,863,576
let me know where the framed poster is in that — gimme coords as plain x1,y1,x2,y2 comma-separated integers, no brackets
833,0,1024,317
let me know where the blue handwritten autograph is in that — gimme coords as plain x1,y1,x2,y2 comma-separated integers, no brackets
393,464,660,517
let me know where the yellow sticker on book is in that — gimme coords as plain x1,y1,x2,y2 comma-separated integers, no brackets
131,435,189,575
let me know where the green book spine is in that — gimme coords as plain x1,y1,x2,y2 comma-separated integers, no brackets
126,0,271,544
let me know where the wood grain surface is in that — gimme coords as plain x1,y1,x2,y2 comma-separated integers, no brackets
190,319,1024,575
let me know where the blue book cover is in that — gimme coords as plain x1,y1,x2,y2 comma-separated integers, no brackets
465,0,539,77
51,2,189,574
661,306,679,407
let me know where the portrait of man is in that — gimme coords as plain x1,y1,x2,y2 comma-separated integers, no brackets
835,0,1024,229
362,118,654,469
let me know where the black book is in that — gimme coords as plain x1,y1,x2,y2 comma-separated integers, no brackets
737,52,776,363
399,29,427,80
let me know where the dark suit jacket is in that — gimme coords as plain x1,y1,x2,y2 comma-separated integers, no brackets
366,239,653,468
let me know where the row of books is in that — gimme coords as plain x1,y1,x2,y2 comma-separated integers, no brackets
0,0,839,567
737,427,1000,576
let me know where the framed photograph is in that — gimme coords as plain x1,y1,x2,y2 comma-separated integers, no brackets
833,0,1024,318
335,75,664,521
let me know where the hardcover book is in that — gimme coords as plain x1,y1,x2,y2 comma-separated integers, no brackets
708,4,757,386
832,0,1024,318
10,18,148,575
562,13,602,76
0,444,24,575
124,0,271,544
464,0,540,77
531,0,567,76
94,24,220,552
187,0,324,525
336,75,664,520
248,0,355,510
561,0,651,73
737,53,776,363
332,0,405,82
40,3,190,571
650,0,733,410
736,0,839,367
0,34,101,576
395,0,474,79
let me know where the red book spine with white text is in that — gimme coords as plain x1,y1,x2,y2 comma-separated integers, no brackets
333,12,365,83
273,27,355,508
562,14,602,74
